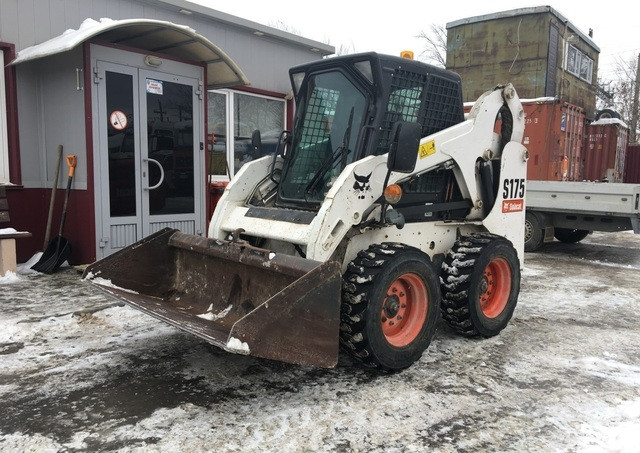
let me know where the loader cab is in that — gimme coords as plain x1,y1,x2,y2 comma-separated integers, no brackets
275,52,465,210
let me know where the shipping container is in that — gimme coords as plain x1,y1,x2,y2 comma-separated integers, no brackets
464,97,585,182
624,145,640,183
521,98,585,181
583,119,629,182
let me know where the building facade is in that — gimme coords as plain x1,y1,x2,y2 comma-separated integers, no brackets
0,0,333,263
446,6,599,118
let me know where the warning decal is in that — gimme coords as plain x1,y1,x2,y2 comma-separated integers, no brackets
419,140,436,159
110,110,127,130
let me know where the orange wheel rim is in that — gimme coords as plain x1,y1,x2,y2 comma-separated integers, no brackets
479,257,512,318
381,273,428,347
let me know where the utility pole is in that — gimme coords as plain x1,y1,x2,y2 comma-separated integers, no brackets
631,53,640,144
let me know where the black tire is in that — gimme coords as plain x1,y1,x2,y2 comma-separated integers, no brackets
524,211,544,252
340,243,440,371
595,108,621,120
554,228,589,243
440,233,520,337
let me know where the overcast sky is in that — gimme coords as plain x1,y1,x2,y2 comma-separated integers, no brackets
189,0,639,82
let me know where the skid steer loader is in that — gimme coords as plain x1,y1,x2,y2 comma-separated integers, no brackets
84,52,528,371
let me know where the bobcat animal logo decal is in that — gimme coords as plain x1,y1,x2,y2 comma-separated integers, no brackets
353,172,372,200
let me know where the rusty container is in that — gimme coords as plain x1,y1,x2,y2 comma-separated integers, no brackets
583,120,629,182
465,98,585,181
520,98,585,181
624,145,640,183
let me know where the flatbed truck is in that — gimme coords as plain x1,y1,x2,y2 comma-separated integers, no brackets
525,181,640,251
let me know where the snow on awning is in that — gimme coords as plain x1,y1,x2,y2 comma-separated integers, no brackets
11,18,249,89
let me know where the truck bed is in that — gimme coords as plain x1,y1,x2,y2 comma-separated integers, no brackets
526,181,640,234
527,181,640,217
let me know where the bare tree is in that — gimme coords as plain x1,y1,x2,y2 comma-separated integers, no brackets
269,20,354,57
417,24,447,68
598,55,639,144
268,20,303,36
333,42,355,56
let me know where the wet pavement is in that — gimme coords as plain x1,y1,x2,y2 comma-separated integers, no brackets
1,231,639,452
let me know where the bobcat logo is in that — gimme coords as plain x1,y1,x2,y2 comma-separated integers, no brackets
353,172,372,199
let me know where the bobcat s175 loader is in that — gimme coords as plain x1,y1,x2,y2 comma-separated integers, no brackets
84,52,528,371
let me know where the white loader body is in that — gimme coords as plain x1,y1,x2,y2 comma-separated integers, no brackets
210,84,528,268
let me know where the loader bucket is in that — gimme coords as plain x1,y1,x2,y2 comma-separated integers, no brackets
83,228,343,368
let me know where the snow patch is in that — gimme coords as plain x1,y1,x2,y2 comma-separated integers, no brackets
88,277,139,294
442,263,459,276
225,337,250,354
16,252,43,275
446,274,470,284
354,275,373,284
14,18,197,65
457,247,481,254
590,118,629,128
452,258,475,268
0,270,20,284
197,304,232,321
581,356,640,387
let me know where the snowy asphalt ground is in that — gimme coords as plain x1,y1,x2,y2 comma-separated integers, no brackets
1,231,639,452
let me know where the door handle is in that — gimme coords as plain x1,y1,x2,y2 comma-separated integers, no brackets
144,158,165,190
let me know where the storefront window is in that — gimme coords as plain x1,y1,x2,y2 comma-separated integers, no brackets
232,93,284,175
208,91,228,178
207,90,285,181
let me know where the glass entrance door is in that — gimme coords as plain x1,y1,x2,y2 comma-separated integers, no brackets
140,69,200,237
95,60,203,258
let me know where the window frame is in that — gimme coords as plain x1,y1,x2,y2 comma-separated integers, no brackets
207,88,286,183
565,43,594,84
0,49,9,184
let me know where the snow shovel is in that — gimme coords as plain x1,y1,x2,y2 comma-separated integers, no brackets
43,144,64,249
32,154,77,274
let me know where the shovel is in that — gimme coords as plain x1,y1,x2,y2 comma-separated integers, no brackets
32,155,77,274
43,145,64,249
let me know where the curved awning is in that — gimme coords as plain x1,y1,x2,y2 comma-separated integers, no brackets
11,18,249,89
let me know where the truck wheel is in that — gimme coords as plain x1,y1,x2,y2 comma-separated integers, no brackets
440,234,520,337
524,211,544,252
341,243,440,371
595,108,621,120
554,228,589,243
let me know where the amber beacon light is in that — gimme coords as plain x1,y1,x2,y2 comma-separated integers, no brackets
400,50,414,59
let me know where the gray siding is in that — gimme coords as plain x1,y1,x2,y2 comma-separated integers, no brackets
0,0,328,94
17,48,87,189
1,0,331,190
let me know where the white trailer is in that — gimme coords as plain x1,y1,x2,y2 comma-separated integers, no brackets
525,180,640,251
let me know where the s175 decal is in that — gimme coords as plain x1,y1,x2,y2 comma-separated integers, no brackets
502,178,526,199
502,178,525,213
